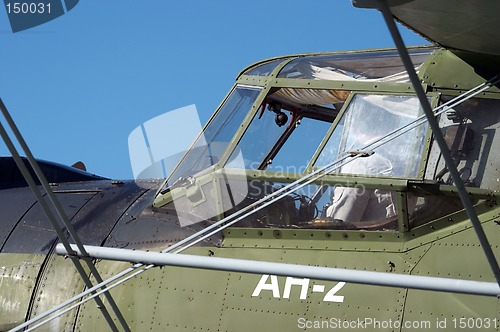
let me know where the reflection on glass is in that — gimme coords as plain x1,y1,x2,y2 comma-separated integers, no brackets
278,48,434,80
316,94,428,178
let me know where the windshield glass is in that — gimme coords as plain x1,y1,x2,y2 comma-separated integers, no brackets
167,86,261,183
267,116,331,173
226,102,288,170
226,88,340,171
316,94,428,178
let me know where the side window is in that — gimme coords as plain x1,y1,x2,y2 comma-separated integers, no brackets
425,97,500,190
316,94,428,178
339,95,424,177
409,96,500,230
228,179,399,231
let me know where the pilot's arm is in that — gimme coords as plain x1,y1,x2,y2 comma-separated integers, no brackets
326,186,370,222
325,153,394,222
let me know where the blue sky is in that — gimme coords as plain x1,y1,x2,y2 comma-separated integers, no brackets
0,1,427,179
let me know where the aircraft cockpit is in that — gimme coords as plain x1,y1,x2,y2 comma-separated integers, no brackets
153,47,500,235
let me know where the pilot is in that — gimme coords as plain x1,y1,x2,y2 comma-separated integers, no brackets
325,119,396,223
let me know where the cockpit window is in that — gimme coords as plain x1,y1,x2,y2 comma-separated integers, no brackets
316,94,428,178
225,88,345,171
225,101,288,170
425,96,500,189
277,48,434,80
266,117,331,173
167,86,261,184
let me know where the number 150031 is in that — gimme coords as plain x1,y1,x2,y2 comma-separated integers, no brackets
6,2,51,14
452,317,498,329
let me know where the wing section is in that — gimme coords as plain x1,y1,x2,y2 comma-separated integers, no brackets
353,0,500,56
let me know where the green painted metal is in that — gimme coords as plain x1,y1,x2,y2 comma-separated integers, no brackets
27,254,88,332
420,49,500,96
0,254,44,331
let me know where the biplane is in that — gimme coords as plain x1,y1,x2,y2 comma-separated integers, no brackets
1,1,499,331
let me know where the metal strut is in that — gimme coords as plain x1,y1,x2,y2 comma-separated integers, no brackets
375,0,500,288
57,243,500,297
0,100,131,332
